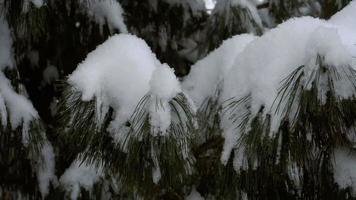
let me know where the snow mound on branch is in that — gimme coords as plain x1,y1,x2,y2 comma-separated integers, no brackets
60,159,103,200
69,34,158,126
80,0,128,34
333,148,356,195
306,26,352,67
69,34,186,137
183,34,257,108
149,64,181,135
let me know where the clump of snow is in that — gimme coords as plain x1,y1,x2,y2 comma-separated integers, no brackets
333,148,356,195
36,142,58,198
150,64,181,100
80,0,128,34
149,64,181,136
60,159,103,200
183,34,256,108
0,72,39,132
69,34,158,129
69,33,188,139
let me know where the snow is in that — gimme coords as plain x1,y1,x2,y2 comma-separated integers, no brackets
183,34,256,108
148,64,181,135
204,0,216,11
0,16,38,134
219,16,354,163
1,14,56,198
0,72,39,134
151,144,162,184
184,1,356,165
80,0,128,34
29,0,43,8
150,64,181,100
333,148,356,195
22,0,44,12
69,33,186,139
185,187,204,200
60,159,103,200
306,26,352,67
329,1,356,57
0,16,39,138
213,0,263,29
36,142,57,198
69,34,158,129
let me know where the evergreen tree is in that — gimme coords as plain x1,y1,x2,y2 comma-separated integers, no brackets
1,0,356,199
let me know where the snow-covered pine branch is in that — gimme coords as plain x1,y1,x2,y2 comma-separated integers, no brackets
183,1,356,197
59,34,197,197
0,14,56,199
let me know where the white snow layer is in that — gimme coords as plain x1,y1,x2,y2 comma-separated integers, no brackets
183,1,356,165
60,159,103,200
69,34,184,138
80,0,128,34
